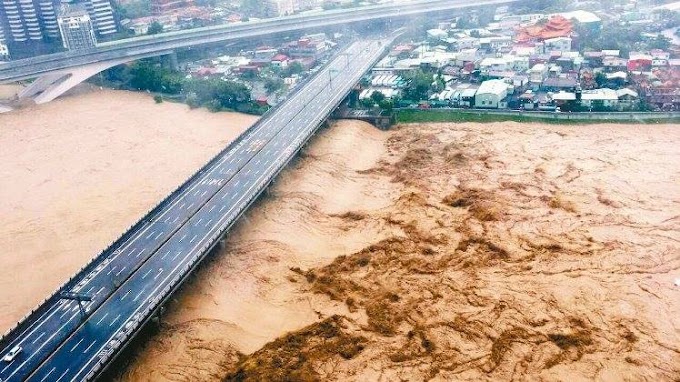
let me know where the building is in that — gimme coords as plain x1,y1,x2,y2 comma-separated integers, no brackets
58,3,96,50
0,0,61,56
475,79,508,108
83,0,117,37
580,88,619,109
543,36,572,53
271,0,295,16
529,63,548,85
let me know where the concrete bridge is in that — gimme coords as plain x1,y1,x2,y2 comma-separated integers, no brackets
0,0,518,104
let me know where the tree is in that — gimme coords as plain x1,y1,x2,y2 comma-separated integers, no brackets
281,61,304,77
649,34,671,51
240,0,276,18
594,72,607,88
378,99,393,112
370,90,386,104
403,70,433,101
147,21,164,35
360,98,375,108
264,77,285,93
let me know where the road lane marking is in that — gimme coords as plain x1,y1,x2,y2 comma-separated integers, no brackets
179,234,187,243
83,340,97,354
172,251,181,261
54,368,70,382
145,230,156,239
110,314,121,327
69,338,84,352
39,367,56,382
160,250,171,260
115,266,126,277
121,290,132,301
31,331,46,344
205,219,213,227
154,231,164,240
154,268,164,280
133,288,146,302
190,235,197,243
96,313,109,326
1,359,15,373
141,269,153,279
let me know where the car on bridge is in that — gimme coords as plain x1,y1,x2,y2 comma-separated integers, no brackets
1,346,21,363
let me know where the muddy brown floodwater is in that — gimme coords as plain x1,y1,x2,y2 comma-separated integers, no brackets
0,89,257,331
116,120,679,381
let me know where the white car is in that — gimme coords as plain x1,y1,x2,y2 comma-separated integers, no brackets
2,346,21,362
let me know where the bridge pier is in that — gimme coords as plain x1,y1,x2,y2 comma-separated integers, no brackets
161,52,179,71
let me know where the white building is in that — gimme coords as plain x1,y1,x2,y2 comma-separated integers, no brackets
543,37,572,53
479,57,509,74
272,0,295,16
475,79,508,108
0,41,8,59
529,63,548,84
581,88,619,108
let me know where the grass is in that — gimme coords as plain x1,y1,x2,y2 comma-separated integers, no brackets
396,109,680,125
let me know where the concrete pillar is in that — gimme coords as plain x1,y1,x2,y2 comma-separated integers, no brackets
162,51,179,71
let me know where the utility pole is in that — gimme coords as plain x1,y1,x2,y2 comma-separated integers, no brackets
328,69,339,89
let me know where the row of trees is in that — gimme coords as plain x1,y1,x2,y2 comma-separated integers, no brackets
104,60,268,114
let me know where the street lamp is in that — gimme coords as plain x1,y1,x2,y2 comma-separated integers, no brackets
328,69,339,89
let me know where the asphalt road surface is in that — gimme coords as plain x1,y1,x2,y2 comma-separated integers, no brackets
0,38,389,382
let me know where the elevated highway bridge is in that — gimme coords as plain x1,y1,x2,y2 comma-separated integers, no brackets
0,0,518,103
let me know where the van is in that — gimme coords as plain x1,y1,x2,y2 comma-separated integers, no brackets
2,346,22,362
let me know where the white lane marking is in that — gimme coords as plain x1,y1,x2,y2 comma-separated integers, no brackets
231,193,237,200
179,202,186,209
209,205,216,213
205,219,213,227
95,286,105,296
106,266,117,276
82,340,97,354
219,205,226,212
145,230,156,239
154,268,164,280
172,251,181,261
95,312,109,326
160,250,171,260
133,288,146,302
201,190,207,197
1,359,15,373
110,314,121,327
55,368,70,382
196,218,203,226
141,269,153,280
69,338,84,352
31,331,46,344
179,234,187,243
85,286,95,294
190,235,197,244
39,367,56,382
121,290,131,301
154,231,164,240
115,266,126,277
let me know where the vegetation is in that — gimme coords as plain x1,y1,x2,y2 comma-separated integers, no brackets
103,60,268,115
114,0,152,19
147,21,164,35
402,69,434,102
395,109,680,125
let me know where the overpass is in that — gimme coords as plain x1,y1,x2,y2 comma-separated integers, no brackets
0,0,518,104
0,37,391,382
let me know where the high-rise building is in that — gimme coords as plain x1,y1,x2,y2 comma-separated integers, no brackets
58,2,96,50
83,0,116,37
0,0,62,57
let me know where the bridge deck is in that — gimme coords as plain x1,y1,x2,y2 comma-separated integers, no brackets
0,38,389,382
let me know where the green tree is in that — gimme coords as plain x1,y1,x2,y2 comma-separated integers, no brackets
281,61,304,77
240,0,276,18
147,21,164,35
378,99,393,112
264,77,285,93
370,90,386,104
649,34,671,51
360,98,375,108
594,72,607,88
403,70,433,101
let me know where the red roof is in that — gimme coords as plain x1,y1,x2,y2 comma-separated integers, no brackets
272,54,290,62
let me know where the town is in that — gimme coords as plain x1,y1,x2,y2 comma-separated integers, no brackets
1,0,679,114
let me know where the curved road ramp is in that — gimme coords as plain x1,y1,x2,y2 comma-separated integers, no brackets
0,38,391,382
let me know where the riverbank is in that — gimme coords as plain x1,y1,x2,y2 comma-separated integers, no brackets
396,108,680,124
0,88,257,332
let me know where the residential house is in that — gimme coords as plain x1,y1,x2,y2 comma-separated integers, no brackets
475,79,508,108
541,76,578,92
529,63,548,87
602,56,628,71
580,88,619,109
543,36,572,53
616,88,639,110
628,52,653,71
